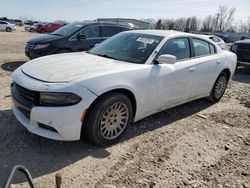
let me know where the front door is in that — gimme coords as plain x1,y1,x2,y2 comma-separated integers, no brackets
150,37,196,109
76,25,103,51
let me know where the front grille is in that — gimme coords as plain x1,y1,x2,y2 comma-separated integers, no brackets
15,83,39,103
26,43,35,49
11,83,39,118
236,43,250,62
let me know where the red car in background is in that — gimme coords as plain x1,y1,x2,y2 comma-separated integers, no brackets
36,23,65,33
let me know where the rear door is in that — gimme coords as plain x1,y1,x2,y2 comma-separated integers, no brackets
101,25,121,38
188,38,223,98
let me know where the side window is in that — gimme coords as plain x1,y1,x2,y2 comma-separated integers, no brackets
80,25,99,38
158,38,191,60
192,38,210,57
102,26,121,37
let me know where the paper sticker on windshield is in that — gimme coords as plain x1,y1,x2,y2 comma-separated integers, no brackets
75,25,83,27
136,37,155,44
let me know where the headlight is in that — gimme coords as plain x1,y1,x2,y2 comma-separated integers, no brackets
39,92,82,106
34,43,50,50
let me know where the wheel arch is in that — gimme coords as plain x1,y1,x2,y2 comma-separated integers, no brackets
89,88,137,120
81,88,137,138
221,68,231,81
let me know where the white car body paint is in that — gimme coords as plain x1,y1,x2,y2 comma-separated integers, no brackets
11,30,237,141
0,21,16,31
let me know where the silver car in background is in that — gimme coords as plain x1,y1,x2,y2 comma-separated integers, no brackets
0,21,16,32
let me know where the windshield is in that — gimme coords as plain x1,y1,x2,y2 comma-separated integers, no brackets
52,22,84,36
88,32,163,64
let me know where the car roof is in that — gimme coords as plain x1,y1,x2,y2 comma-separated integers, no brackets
125,30,204,38
234,39,250,44
74,20,133,28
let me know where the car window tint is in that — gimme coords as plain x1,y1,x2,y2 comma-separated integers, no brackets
103,26,121,37
209,44,216,54
80,25,99,38
193,38,210,56
158,38,191,60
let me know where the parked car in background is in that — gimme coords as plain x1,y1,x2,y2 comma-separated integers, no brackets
0,21,16,32
13,30,237,145
201,35,226,49
230,39,250,67
24,20,39,25
9,19,23,26
215,34,228,43
25,23,44,32
36,23,64,33
0,17,9,21
25,21,133,59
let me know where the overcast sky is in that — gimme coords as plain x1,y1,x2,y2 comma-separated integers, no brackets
1,0,249,22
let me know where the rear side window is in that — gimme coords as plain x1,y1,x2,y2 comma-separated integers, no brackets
192,38,210,57
102,26,121,37
80,25,100,38
158,38,191,60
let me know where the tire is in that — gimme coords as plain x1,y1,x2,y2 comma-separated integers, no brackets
6,27,12,32
30,28,34,32
56,49,71,54
209,72,228,103
84,92,133,146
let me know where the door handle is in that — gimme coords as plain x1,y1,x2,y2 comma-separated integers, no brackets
189,67,195,72
216,60,222,65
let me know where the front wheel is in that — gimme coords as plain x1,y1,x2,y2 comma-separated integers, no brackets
209,72,228,103
6,27,12,32
84,93,133,146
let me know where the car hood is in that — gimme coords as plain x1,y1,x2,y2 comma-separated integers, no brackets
27,34,63,44
21,52,143,83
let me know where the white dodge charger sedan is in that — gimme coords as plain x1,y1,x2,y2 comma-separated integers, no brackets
11,30,237,145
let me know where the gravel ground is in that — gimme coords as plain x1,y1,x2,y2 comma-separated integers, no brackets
0,28,249,188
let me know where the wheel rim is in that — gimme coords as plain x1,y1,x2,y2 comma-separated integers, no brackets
99,102,129,140
214,76,227,99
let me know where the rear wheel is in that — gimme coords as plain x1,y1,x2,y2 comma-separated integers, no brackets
6,27,12,32
209,72,228,103
84,93,133,146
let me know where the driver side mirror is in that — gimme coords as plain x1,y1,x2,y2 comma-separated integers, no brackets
77,34,86,40
157,54,177,64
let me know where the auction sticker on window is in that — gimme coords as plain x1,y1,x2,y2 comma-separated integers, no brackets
136,37,155,44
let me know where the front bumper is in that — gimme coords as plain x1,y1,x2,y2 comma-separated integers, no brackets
11,70,97,141
25,44,55,59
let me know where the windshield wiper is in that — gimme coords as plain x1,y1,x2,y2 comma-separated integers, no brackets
51,33,64,36
94,53,118,60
